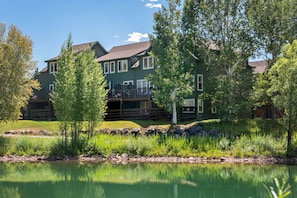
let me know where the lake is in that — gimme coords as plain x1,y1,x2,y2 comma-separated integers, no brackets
0,162,296,198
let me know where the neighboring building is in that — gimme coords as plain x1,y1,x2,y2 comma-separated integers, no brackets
26,41,107,120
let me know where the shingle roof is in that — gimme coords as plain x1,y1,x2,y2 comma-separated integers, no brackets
97,41,151,62
45,41,106,62
248,60,268,73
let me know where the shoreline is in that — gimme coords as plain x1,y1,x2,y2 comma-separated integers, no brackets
1,155,297,164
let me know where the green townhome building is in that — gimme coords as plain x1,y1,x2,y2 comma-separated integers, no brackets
26,41,107,120
25,40,266,121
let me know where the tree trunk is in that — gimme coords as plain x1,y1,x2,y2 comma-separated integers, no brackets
172,100,177,125
287,128,292,157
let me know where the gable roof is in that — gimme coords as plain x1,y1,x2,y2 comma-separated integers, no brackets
45,41,107,62
248,60,268,73
97,41,151,62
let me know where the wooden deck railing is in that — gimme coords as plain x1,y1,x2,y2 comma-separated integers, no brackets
30,109,51,120
108,88,152,100
105,108,169,121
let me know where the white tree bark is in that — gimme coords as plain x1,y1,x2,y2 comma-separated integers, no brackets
171,88,179,125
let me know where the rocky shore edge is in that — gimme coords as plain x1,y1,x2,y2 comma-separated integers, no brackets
1,154,297,164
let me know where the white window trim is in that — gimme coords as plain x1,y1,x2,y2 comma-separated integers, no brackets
104,62,109,74
183,98,195,113
49,83,55,92
143,56,154,70
211,102,217,114
49,62,57,74
123,80,134,85
197,74,203,91
118,60,128,73
197,99,204,113
110,61,115,73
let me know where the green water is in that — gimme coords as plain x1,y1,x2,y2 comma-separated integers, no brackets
0,162,296,198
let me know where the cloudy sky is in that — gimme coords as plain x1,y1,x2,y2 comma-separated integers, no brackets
1,0,165,70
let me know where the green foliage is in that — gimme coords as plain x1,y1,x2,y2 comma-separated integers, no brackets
246,0,297,64
4,137,55,156
0,23,40,122
52,35,107,150
264,178,291,198
231,135,287,157
149,0,193,124
268,40,297,155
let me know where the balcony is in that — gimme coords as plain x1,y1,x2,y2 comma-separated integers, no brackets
108,87,153,101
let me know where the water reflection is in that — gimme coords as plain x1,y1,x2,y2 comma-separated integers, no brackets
0,162,296,198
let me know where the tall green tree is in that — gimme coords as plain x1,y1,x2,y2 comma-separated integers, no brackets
52,35,107,150
183,0,255,121
52,35,75,146
148,0,193,124
268,40,297,156
0,23,39,122
80,49,107,138
247,0,297,114
246,0,297,66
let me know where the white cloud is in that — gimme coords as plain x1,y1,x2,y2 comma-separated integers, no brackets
145,3,162,8
114,35,119,38
150,0,158,2
126,32,149,42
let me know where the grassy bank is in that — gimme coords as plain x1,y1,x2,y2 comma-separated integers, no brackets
0,119,296,158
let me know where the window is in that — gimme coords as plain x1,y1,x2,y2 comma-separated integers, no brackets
183,99,195,113
104,62,109,74
118,60,128,72
197,99,204,113
49,62,57,74
110,61,115,73
197,74,203,91
140,101,150,115
211,101,217,114
49,84,55,92
143,56,154,70
123,80,134,85
137,79,148,94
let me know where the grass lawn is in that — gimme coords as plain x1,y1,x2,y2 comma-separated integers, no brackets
0,120,172,134
0,118,287,137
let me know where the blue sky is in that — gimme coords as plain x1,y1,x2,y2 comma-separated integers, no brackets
1,0,165,70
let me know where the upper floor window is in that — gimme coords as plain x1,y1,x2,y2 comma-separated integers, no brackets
104,62,109,74
197,74,203,91
49,62,57,74
143,56,154,70
110,61,115,73
118,60,128,72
